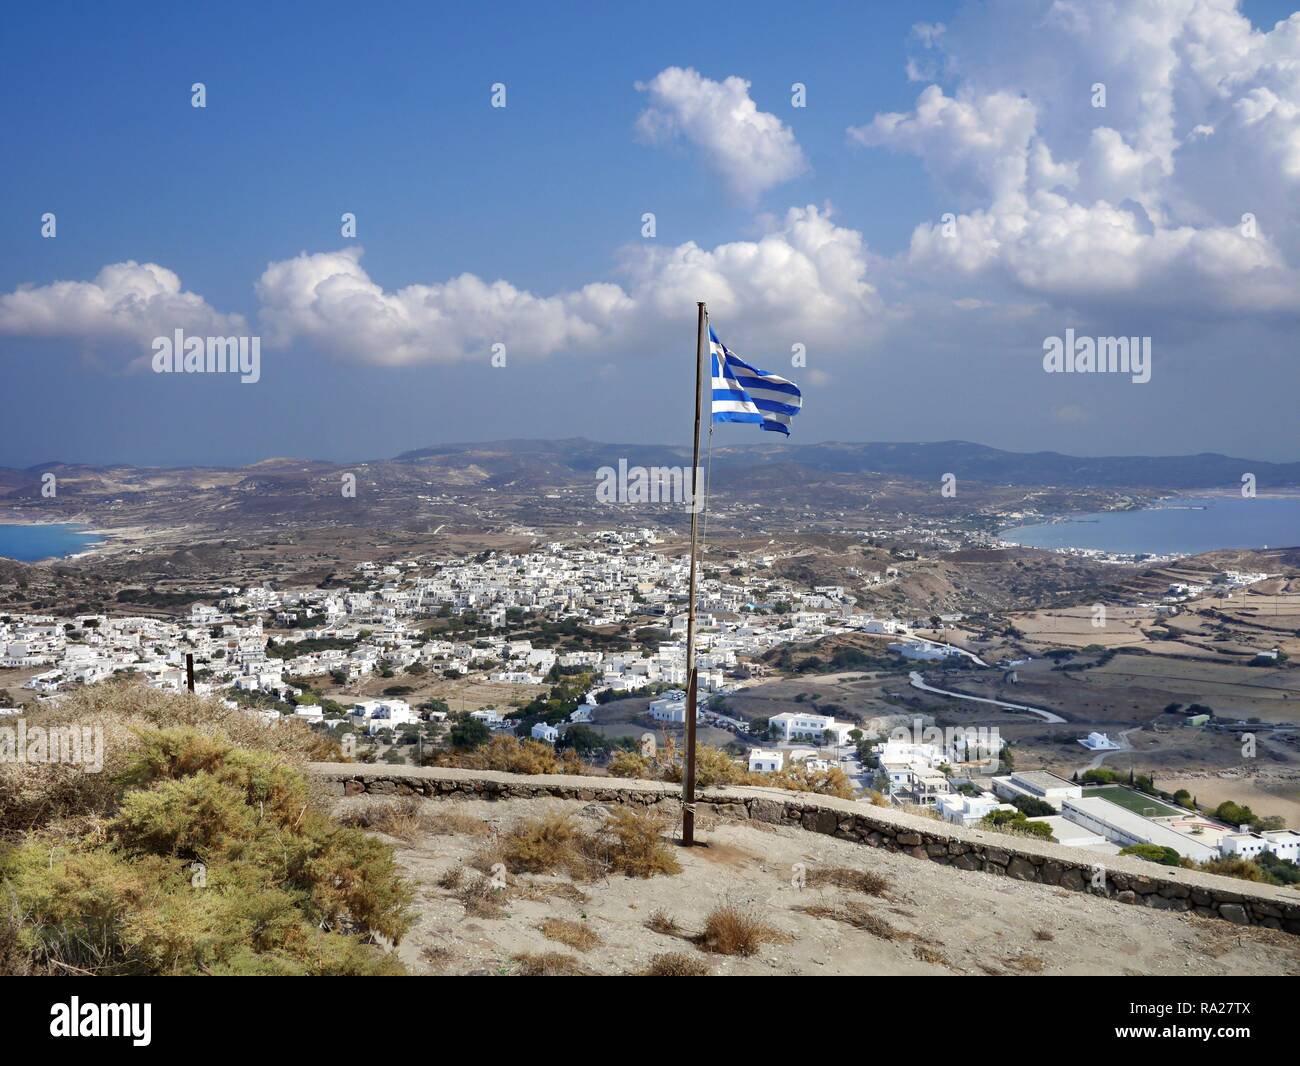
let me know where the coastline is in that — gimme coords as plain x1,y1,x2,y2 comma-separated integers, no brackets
0,517,114,563
997,494,1300,561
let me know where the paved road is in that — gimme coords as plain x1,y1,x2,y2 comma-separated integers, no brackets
908,671,1067,723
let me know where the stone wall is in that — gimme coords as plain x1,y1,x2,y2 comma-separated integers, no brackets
310,762,1300,935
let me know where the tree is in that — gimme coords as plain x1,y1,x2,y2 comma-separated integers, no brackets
448,717,491,750
1009,795,1055,818
557,724,605,756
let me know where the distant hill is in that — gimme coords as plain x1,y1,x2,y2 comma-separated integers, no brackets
395,438,1300,490
2,439,1297,499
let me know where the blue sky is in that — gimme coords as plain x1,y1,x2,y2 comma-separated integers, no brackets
2,0,1298,467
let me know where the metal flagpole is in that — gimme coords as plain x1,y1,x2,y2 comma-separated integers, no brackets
682,301,706,846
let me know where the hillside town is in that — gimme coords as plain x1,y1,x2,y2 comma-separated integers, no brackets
4,532,1294,881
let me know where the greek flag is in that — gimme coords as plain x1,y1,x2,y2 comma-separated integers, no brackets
709,326,803,435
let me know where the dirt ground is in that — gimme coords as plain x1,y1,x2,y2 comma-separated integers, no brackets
338,794,1300,977
1160,772,1300,827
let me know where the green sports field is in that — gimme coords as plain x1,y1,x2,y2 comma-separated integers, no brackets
1083,786,1181,818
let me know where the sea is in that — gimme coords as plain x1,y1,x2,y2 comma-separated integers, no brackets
1000,496,1300,557
0,523,103,562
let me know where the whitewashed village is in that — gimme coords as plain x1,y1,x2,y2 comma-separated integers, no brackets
2,529,1292,880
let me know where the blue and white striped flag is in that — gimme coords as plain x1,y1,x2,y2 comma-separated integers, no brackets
709,325,803,435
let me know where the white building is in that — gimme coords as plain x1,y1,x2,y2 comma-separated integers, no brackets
1220,829,1300,862
349,698,416,735
1078,732,1120,751
1059,796,1218,862
650,690,699,724
934,791,1005,827
748,749,785,773
768,711,854,744
991,770,1083,811
888,640,959,661
530,721,560,744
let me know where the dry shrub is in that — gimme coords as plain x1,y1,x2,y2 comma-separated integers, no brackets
2,722,409,976
644,952,710,976
797,900,902,940
1198,856,1276,883
436,866,465,890
486,808,681,883
1005,953,1045,973
539,918,601,952
511,951,588,976
497,813,599,880
423,809,491,836
863,789,890,807
1033,928,1055,942
511,881,589,905
913,944,949,967
646,909,680,935
433,735,586,776
421,945,452,970
762,763,856,800
805,865,889,896
0,678,340,838
651,745,855,798
599,807,682,878
457,875,508,919
661,746,747,787
606,750,652,779
697,905,789,957
335,798,431,841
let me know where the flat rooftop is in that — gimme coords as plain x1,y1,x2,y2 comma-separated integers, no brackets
1012,770,1077,793
1064,796,1217,858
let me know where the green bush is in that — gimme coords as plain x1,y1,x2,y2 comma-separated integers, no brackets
1119,843,1184,867
1,727,412,975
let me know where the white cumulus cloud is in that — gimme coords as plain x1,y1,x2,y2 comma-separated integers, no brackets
634,66,808,203
0,261,245,354
254,206,878,365
852,0,1300,315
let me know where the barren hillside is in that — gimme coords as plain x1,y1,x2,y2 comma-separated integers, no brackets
339,794,1300,977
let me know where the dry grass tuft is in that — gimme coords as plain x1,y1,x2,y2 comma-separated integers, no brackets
510,881,590,905
1033,928,1055,942
423,809,492,836
1005,953,1046,973
457,875,508,919
420,945,453,970
477,808,682,884
913,944,949,967
434,735,587,776
697,905,790,957
643,952,710,976
339,800,492,843
436,866,465,890
495,813,601,881
796,900,903,940
511,951,588,976
599,807,682,878
646,909,681,936
539,918,601,952
805,865,889,897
